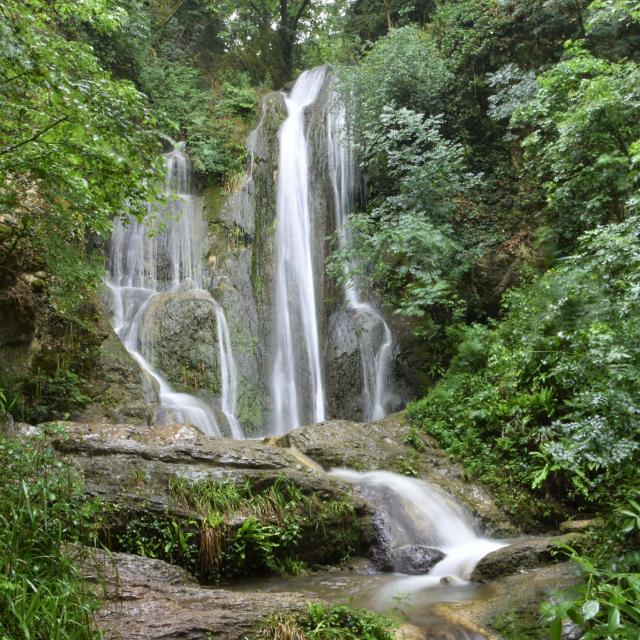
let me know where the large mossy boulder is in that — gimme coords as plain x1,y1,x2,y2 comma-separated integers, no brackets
435,563,581,640
140,290,220,394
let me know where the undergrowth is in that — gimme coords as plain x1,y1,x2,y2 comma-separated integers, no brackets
114,476,360,582
254,602,397,640
0,432,102,640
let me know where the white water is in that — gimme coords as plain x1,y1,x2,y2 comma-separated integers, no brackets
107,144,242,438
331,469,507,593
326,92,394,422
271,67,328,433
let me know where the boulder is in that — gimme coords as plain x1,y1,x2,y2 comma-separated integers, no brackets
436,563,581,640
81,548,310,640
277,412,515,535
470,534,583,583
140,291,220,394
390,545,446,575
559,518,602,534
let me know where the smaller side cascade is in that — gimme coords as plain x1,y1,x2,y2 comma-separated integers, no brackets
106,143,243,438
326,90,394,422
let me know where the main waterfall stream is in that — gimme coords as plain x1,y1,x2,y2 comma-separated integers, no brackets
271,67,328,433
106,144,242,438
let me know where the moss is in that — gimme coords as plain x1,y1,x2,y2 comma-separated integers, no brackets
236,380,264,430
202,184,225,225
489,606,545,640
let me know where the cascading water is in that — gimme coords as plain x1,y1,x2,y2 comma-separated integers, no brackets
326,92,394,422
106,144,242,438
234,467,507,638
331,469,507,590
271,67,328,433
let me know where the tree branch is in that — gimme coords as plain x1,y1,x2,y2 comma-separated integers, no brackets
0,116,68,157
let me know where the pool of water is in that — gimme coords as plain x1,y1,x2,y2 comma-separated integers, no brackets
232,565,496,638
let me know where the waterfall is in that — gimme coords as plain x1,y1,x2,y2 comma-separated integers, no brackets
326,93,394,422
332,469,507,587
106,144,242,438
271,67,327,434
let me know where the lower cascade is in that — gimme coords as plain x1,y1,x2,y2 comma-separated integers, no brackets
106,144,242,438
332,469,507,585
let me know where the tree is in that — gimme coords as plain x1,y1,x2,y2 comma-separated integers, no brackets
0,0,160,312
217,0,320,86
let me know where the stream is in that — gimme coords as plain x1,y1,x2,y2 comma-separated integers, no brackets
233,469,509,639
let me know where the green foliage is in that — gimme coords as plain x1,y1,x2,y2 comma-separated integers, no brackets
546,493,640,639
408,215,640,522
115,511,199,572
511,42,640,246
340,25,450,145
258,602,397,640
139,60,256,178
335,105,480,323
0,0,160,311
0,433,102,640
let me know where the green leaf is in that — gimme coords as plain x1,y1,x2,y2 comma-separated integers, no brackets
550,617,562,640
582,600,600,620
608,606,621,632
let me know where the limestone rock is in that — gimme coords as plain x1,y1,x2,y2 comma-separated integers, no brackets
390,545,446,575
82,548,310,640
470,534,583,583
31,421,375,573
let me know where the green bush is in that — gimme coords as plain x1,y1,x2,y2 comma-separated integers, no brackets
408,215,640,523
258,602,397,640
0,433,102,640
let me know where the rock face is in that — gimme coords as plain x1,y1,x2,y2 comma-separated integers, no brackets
470,534,583,583
278,412,515,535
82,549,310,640
203,92,287,430
0,276,153,425
33,421,375,573
390,545,446,575
140,291,220,394
210,69,413,426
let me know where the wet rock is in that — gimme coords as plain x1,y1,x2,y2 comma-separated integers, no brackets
470,534,583,583
277,412,515,535
140,290,220,395
81,548,310,640
436,563,580,640
391,545,446,575
396,624,427,640
214,249,266,436
559,518,602,534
